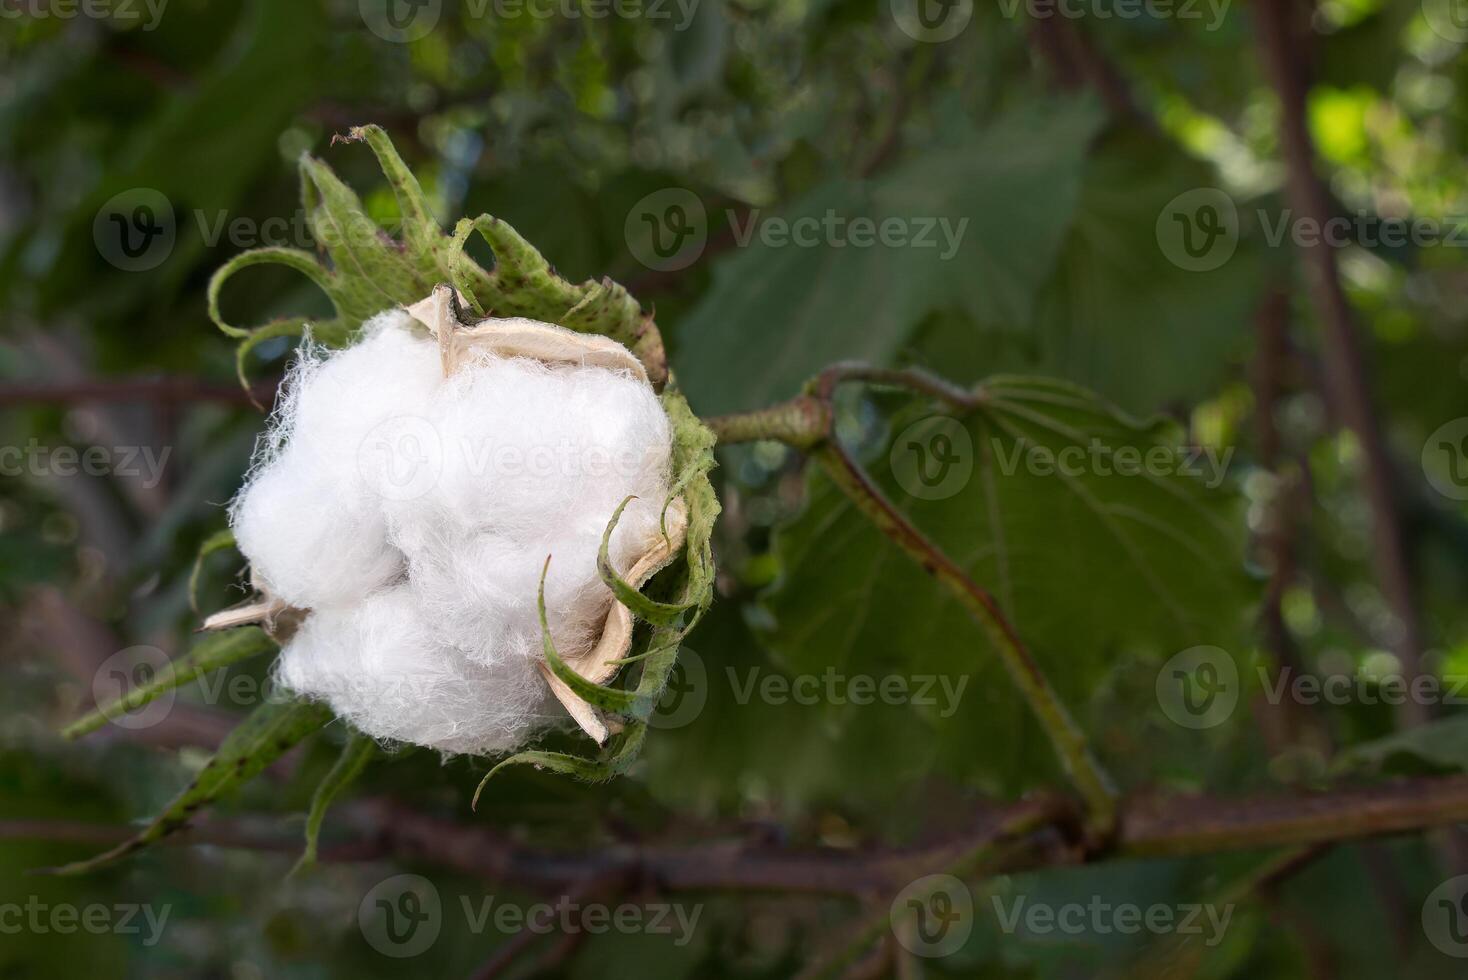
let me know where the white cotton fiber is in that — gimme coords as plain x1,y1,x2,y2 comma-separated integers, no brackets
230,311,443,609
229,308,674,755
275,587,555,755
407,354,671,540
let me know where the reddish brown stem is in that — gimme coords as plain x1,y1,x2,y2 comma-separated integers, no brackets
12,778,1468,893
1254,0,1429,729
0,378,278,408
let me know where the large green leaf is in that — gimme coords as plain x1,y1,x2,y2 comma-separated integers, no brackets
915,129,1265,414
1025,131,1265,413
756,377,1254,787
674,100,1104,415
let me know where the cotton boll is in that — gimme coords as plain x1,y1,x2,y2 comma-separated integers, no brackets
231,306,680,756
277,587,556,756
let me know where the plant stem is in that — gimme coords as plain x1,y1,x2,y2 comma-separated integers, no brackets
20,776,1468,894
1253,0,1428,730
813,441,1119,837
796,802,1064,979
0,377,279,407
703,395,830,450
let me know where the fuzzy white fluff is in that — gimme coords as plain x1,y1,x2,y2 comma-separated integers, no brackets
230,309,673,755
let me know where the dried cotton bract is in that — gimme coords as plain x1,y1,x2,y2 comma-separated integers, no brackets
224,288,684,755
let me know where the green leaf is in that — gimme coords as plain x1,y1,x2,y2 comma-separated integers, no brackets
31,0,325,313
446,214,647,352
207,247,336,339
1023,131,1265,413
674,99,1105,415
1337,715,1468,774
48,698,334,875
640,602,960,821
757,376,1253,788
61,628,277,741
188,529,238,616
912,129,1265,415
294,733,377,873
349,124,442,259
661,387,720,614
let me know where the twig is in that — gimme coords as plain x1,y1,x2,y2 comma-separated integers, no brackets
1253,0,1428,730
1026,17,1148,127
11,778,1468,892
795,802,1064,979
813,363,984,411
467,870,630,980
0,377,278,408
1250,289,1331,756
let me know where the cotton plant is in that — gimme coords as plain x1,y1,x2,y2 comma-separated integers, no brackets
51,128,1258,884
56,127,718,873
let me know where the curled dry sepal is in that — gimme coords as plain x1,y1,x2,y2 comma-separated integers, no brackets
50,126,719,875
